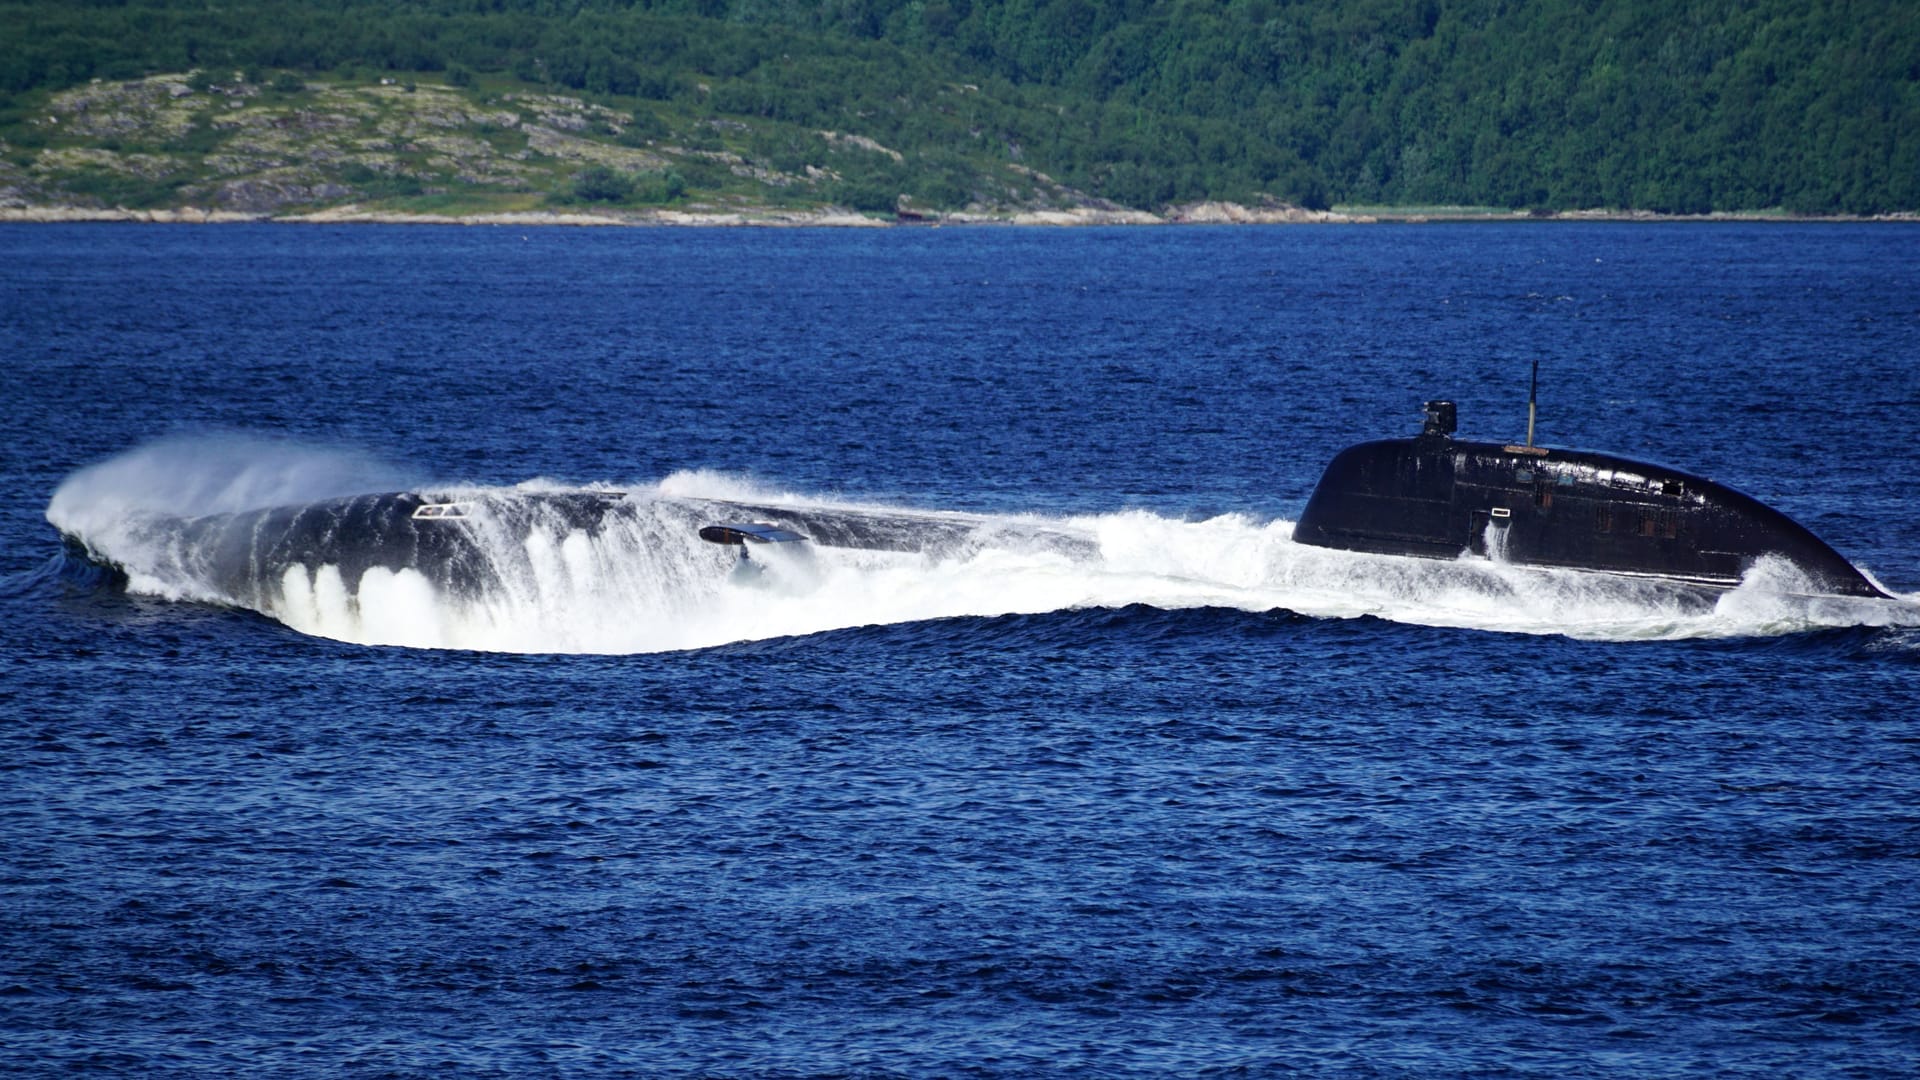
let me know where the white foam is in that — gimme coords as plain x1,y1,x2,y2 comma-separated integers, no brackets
283,504,1913,653
656,468,806,504
49,446,1919,654
350,567,447,649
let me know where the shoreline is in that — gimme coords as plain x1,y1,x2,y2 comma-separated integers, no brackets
1,202,1914,226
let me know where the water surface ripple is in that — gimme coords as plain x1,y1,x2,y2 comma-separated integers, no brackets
3,223,1918,1076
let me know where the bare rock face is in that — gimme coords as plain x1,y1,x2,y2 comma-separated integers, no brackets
1006,207,1163,226
212,178,352,212
1166,200,1358,224
0,206,267,222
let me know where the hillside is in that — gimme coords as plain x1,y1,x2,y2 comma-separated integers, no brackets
1,72,1105,224
2,1,1914,220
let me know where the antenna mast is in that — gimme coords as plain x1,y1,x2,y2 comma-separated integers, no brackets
1526,360,1538,448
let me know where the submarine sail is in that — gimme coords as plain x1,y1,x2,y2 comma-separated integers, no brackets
1293,401,1888,599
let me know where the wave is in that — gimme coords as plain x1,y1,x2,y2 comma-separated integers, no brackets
45,440,1920,654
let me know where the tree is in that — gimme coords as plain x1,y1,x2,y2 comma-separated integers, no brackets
571,166,632,202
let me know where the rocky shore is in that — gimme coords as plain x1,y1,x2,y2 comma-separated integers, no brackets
7,201,1909,227
0,201,1355,226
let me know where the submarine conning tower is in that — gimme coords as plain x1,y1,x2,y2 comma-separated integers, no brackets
1292,400,1890,599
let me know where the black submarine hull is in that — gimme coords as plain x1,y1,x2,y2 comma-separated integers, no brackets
61,488,1091,609
1293,431,1888,599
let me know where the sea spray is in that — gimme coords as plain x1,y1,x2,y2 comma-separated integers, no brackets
47,435,420,602
48,442,1920,653
49,433,417,521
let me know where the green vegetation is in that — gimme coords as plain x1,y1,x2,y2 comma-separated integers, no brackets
1,1,1913,216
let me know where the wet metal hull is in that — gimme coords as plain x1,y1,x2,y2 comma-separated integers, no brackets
1294,435,1887,599
64,489,1092,608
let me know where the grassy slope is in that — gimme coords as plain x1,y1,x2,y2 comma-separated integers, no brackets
2,70,1088,218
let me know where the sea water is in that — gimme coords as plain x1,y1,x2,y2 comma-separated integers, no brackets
3,222,1918,1075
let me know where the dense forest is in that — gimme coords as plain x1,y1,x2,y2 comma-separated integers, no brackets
3,0,1915,214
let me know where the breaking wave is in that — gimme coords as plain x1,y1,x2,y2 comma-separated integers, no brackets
46,440,1919,654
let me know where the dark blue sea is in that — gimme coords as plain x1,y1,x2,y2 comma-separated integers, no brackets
4,222,1919,1076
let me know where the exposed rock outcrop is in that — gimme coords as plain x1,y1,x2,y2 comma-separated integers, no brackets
1166,201,1368,224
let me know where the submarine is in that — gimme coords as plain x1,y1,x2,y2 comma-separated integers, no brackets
55,484,1093,611
53,384,1892,615
1293,398,1889,599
